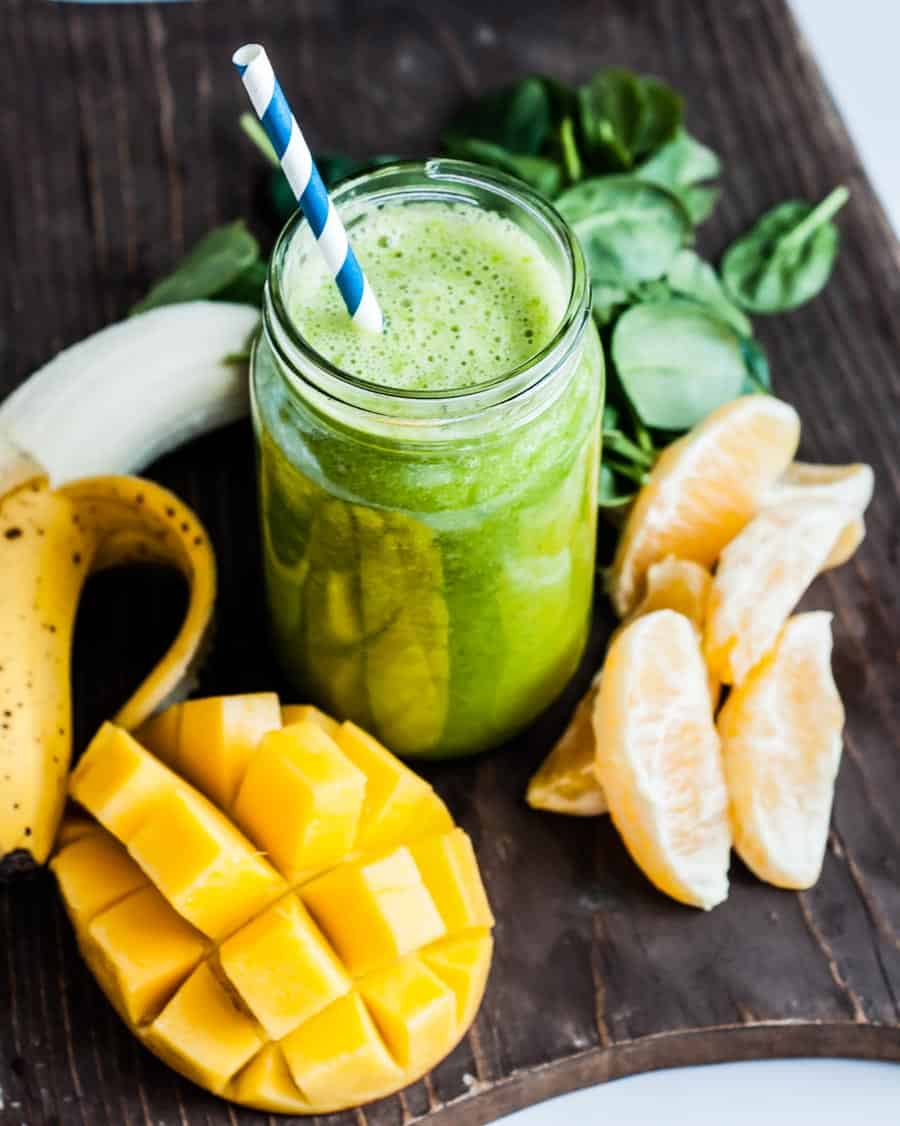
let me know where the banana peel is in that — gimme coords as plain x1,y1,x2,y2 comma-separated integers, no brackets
0,473,215,875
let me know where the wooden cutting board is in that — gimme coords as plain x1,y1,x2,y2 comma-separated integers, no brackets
2,1,899,1123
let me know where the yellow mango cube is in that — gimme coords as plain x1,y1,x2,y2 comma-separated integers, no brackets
134,704,184,770
281,705,341,739
145,962,263,1094
335,722,444,851
301,846,445,976
421,930,494,1027
358,956,457,1073
230,1044,307,1114
281,992,402,1109
127,787,285,940
176,693,282,808
233,722,366,879
69,723,175,841
219,894,349,1039
409,829,494,933
86,886,208,1025
51,828,148,928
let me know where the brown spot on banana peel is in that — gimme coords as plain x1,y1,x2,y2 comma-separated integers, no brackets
0,475,215,876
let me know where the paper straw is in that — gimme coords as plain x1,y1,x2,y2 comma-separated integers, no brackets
233,43,383,333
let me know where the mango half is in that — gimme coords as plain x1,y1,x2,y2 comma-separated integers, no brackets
52,695,493,1114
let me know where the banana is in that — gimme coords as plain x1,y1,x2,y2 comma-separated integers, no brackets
0,301,258,485
0,475,215,875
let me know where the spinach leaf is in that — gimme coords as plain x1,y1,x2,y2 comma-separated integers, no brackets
443,77,552,155
598,463,639,515
441,136,562,197
739,336,772,393
577,69,682,173
635,128,721,224
592,282,631,324
556,176,690,292
721,185,849,313
217,258,269,306
611,299,747,430
240,112,279,166
665,248,752,336
558,116,583,185
131,221,260,314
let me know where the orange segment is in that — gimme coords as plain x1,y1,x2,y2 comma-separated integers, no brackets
527,558,714,818
717,613,844,889
525,679,606,816
763,461,873,570
594,610,730,909
705,499,850,685
608,396,800,616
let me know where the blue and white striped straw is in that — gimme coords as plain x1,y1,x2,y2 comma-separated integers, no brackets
233,43,383,333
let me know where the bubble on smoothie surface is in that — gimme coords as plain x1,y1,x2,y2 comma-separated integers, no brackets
288,202,568,391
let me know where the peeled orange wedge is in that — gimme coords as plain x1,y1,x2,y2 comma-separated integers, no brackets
705,499,853,686
594,610,730,910
525,678,606,816
526,558,713,817
608,396,800,617
718,613,844,889
764,461,874,570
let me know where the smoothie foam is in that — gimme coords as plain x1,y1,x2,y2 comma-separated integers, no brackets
289,202,568,390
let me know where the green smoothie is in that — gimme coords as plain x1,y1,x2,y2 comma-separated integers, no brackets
253,167,602,758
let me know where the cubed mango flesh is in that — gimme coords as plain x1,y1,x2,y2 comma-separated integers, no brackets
281,705,341,739
145,961,264,1094
230,1043,307,1113
421,930,494,1028
85,886,209,1025
233,722,366,879
281,992,402,1109
176,693,282,808
51,826,148,928
301,846,446,976
70,723,175,840
56,696,493,1114
219,894,350,1039
127,787,285,940
358,955,457,1073
335,722,449,851
409,828,495,932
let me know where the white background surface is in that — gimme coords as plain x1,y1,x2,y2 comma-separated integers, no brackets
500,2,900,1122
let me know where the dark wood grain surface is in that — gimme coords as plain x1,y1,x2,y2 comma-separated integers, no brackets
2,1,900,1123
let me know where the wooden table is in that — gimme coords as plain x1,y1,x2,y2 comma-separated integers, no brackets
2,2,900,1124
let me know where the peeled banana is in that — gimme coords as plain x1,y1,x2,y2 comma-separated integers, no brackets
0,301,258,485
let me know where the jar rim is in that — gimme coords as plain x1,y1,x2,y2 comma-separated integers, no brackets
264,159,591,421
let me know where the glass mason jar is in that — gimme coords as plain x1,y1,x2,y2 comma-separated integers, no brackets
251,160,603,759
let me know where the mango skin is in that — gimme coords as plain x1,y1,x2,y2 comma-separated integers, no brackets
54,695,493,1114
